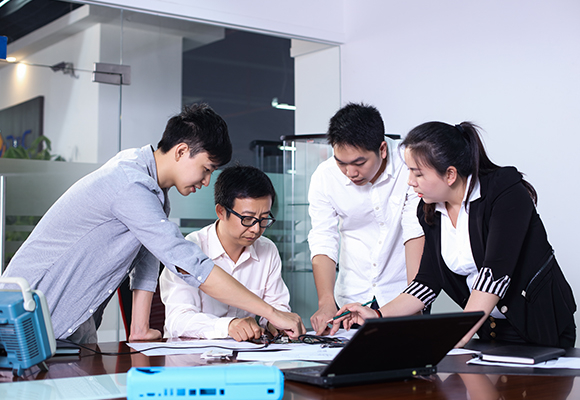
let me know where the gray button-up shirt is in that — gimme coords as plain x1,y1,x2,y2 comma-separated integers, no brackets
1,145,214,339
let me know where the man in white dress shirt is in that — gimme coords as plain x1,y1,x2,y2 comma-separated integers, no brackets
160,165,291,341
308,103,425,335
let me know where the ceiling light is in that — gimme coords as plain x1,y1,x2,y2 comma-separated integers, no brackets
271,97,296,111
6,57,16,62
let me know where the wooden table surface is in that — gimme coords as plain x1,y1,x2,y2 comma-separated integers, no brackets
1,340,579,399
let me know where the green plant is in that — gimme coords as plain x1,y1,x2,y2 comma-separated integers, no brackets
2,135,65,161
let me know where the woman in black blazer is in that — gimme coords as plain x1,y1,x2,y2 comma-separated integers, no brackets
329,121,576,348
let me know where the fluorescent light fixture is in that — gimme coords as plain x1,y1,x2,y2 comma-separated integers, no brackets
271,97,296,111
278,145,296,151
0,0,11,8
6,57,16,62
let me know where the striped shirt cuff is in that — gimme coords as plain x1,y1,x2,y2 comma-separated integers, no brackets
472,267,510,298
403,281,437,307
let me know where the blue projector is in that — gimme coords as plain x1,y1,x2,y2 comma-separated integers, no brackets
0,277,56,376
127,365,284,400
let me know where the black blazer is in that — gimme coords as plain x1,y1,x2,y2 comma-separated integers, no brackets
415,167,576,347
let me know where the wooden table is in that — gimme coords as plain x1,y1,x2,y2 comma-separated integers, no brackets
1,340,579,399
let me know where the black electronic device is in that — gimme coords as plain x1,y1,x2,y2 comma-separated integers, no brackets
283,311,484,388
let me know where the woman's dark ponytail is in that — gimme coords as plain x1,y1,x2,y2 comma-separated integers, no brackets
402,121,536,225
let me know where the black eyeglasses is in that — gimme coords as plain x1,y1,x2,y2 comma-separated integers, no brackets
224,206,276,228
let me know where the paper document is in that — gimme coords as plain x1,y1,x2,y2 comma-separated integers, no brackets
127,329,355,357
467,357,580,369
447,348,481,356
242,360,327,370
237,346,343,362
128,339,262,356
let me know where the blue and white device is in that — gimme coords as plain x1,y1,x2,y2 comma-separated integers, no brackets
127,365,284,400
0,277,56,376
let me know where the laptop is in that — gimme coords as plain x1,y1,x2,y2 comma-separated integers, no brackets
283,311,484,388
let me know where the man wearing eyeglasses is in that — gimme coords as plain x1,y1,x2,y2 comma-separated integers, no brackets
159,165,290,341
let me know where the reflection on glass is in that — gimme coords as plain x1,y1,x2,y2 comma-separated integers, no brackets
439,373,576,400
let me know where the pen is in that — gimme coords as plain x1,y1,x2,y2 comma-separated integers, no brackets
332,300,374,320
326,300,374,328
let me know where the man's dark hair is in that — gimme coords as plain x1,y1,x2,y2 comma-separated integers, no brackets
157,103,232,166
327,102,385,153
214,165,276,213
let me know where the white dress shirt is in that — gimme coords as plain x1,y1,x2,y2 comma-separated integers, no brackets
160,222,291,339
307,137,424,307
436,176,505,319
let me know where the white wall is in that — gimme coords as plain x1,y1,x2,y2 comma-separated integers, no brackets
340,0,580,322
292,40,341,134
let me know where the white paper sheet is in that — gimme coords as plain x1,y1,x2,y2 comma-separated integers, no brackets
467,357,580,369
242,360,327,370
447,348,481,356
237,347,343,362
0,373,126,400
128,339,263,356
127,329,354,357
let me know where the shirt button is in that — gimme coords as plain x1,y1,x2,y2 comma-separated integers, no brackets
373,263,377,267
490,332,496,338
378,241,382,245
89,309,94,314
197,276,203,281
500,305,508,313
373,283,377,287
68,328,73,333
108,290,113,294
375,207,379,210
379,223,384,226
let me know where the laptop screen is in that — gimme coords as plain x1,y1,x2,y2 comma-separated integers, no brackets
323,312,484,376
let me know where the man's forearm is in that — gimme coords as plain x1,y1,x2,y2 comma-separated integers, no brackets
312,254,337,306
130,289,154,335
199,265,276,320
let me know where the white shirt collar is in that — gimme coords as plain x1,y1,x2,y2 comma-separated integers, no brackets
342,138,398,186
207,221,259,264
435,174,481,215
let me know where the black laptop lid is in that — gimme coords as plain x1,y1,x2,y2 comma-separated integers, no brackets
323,311,484,376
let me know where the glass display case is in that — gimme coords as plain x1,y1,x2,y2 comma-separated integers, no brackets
279,134,332,326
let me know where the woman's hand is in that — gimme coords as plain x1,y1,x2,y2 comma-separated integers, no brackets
326,303,378,335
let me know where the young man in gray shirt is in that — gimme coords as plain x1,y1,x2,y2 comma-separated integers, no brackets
1,104,305,343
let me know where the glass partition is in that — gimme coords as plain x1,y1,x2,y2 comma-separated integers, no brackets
0,158,101,271
280,134,332,326
0,0,313,337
